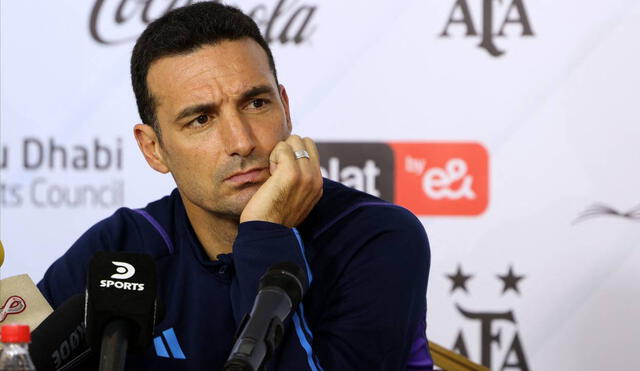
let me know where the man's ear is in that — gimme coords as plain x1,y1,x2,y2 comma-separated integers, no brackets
133,124,170,174
279,84,292,133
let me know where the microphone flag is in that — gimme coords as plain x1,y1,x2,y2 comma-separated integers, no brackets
0,274,53,330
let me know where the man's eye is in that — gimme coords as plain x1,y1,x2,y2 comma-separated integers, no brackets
190,114,209,126
250,99,267,109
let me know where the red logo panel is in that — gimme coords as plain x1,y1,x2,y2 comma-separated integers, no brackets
389,142,489,216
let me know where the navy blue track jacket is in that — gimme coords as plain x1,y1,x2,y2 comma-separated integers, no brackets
38,179,434,370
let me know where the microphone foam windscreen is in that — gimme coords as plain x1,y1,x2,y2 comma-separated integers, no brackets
30,294,94,371
85,251,158,351
259,262,307,306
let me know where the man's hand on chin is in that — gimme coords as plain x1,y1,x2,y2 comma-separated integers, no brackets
240,135,323,228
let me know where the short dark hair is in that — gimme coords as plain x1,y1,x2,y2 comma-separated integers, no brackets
130,2,278,135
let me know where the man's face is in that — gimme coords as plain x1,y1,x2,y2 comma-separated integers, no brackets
145,38,291,218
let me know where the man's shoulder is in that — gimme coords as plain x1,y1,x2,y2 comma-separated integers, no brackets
301,180,429,306
38,190,181,307
78,188,181,256
303,178,426,241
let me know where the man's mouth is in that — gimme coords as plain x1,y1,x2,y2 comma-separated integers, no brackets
224,167,268,185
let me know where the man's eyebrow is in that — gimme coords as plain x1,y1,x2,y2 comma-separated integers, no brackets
240,85,276,101
174,103,216,122
173,85,275,122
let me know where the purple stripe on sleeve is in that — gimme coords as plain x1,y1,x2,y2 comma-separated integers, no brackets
312,202,406,240
406,317,434,371
134,209,175,254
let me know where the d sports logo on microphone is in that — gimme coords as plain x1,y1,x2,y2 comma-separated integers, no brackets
317,142,489,216
99,260,145,291
111,261,135,279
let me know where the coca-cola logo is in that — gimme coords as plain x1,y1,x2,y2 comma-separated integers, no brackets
89,0,317,45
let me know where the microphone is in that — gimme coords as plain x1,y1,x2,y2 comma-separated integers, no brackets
29,294,97,371
85,251,159,371
0,274,53,330
224,262,308,371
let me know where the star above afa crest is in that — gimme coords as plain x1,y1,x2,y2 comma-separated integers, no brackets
446,265,473,294
497,265,525,294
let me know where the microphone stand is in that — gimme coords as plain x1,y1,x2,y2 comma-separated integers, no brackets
224,315,284,371
98,319,131,371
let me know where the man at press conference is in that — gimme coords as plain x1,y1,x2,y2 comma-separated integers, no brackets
37,3,432,370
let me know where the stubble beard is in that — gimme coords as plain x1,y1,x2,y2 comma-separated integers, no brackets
204,155,270,220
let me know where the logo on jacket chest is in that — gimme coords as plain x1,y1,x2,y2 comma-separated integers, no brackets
153,327,186,360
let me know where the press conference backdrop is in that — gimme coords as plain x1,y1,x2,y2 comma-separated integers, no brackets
1,1,639,370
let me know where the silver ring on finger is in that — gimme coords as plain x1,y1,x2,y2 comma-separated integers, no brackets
294,150,310,160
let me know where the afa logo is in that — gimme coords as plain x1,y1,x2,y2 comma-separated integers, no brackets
316,142,489,216
442,265,531,371
440,0,535,57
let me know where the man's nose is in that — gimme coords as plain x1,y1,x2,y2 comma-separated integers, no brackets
221,111,256,157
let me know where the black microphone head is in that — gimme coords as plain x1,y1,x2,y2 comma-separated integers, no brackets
30,294,95,371
85,251,158,351
258,262,307,307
